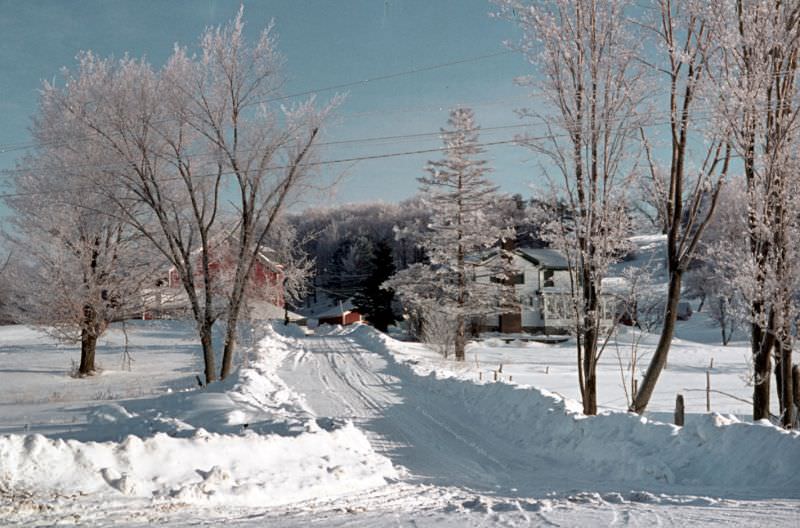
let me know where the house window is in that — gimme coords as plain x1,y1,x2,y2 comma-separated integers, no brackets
543,269,554,287
543,294,572,321
600,297,618,321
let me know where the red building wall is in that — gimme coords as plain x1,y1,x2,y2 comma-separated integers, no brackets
167,249,284,307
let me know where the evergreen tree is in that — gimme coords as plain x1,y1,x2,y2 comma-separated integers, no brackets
386,107,515,361
353,239,396,331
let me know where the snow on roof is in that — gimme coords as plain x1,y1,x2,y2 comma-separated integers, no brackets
247,300,304,321
315,300,358,319
601,276,631,295
517,247,570,270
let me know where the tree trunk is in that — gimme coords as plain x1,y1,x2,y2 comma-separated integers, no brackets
220,303,241,380
631,270,683,414
779,338,794,428
582,366,597,415
581,321,598,415
198,318,216,385
792,364,800,426
752,309,774,421
78,304,98,376
774,340,785,418
79,326,97,376
720,299,732,346
454,314,466,361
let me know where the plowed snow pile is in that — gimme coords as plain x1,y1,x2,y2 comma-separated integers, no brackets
346,324,800,498
0,326,396,515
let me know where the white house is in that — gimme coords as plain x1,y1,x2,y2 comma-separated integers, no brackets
477,247,618,334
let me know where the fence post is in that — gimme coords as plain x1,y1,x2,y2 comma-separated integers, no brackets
706,370,711,413
793,365,800,421
674,394,685,426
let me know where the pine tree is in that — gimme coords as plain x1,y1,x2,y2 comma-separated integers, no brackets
353,239,396,332
387,107,515,360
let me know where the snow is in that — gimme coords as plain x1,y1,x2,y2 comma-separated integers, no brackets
0,313,798,526
0,322,396,524
273,323,799,525
337,324,800,499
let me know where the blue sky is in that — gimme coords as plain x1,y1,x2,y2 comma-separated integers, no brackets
0,0,537,208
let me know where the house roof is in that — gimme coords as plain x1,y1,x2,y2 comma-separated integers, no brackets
315,300,358,319
516,247,570,270
247,299,304,321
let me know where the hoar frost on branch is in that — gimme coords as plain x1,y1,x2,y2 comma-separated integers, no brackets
5,142,156,376
33,8,335,384
495,0,645,415
627,0,731,415
710,0,800,427
386,108,516,361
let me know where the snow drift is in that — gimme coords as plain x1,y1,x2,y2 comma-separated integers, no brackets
344,324,800,499
0,325,396,510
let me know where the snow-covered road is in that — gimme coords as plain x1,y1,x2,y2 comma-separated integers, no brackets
273,328,800,526
3,322,798,527
281,334,553,495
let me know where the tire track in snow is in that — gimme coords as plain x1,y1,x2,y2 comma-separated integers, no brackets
279,334,540,494
275,331,800,527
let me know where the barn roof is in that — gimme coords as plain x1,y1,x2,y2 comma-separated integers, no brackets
315,300,358,319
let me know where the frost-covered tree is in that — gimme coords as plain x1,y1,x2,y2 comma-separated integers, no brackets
289,198,431,303
496,0,644,414
711,0,800,427
168,12,337,379
326,236,374,300
39,10,333,383
630,0,731,415
386,108,515,361
5,149,154,376
685,179,750,346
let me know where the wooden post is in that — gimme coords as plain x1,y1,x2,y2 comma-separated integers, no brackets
706,370,711,413
545,366,550,374
674,394,685,426
478,371,482,381
709,357,714,369
509,375,513,382
493,370,498,382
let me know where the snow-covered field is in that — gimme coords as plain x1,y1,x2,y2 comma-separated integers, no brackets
403,313,763,420
1,318,798,526
0,322,395,525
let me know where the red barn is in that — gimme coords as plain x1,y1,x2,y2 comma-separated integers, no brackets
316,300,363,326
166,236,285,308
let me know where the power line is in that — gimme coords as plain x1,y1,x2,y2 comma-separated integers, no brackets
3,102,717,179
0,122,540,177
0,49,515,156
252,50,515,105
3,137,524,200
1,114,736,201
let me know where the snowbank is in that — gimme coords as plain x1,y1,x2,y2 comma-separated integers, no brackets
0,424,389,507
347,324,800,498
0,324,396,512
